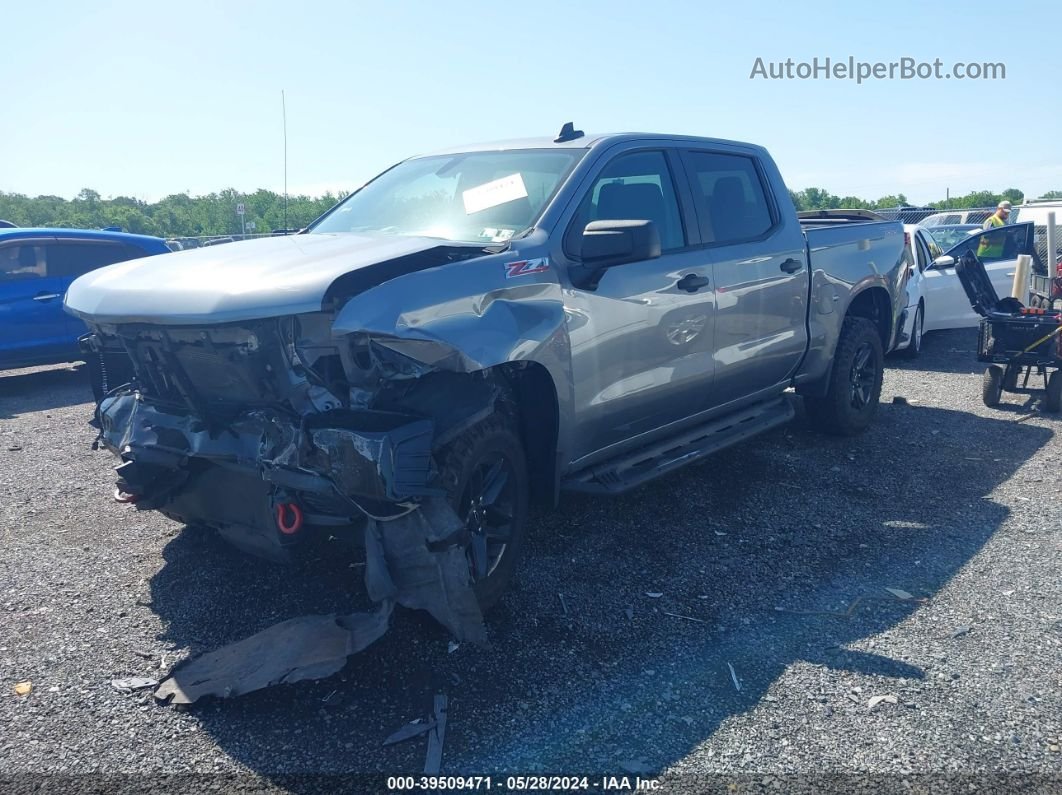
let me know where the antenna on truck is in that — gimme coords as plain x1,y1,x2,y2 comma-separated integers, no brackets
554,122,584,143
282,89,288,231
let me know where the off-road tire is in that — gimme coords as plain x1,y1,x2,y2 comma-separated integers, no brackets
436,411,529,612
982,365,1004,408
804,316,884,436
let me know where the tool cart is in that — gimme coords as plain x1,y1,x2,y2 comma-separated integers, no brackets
955,251,1062,412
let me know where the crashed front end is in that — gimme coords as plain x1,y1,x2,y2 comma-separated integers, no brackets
82,313,502,561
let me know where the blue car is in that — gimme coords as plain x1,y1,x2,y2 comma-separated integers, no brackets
0,228,171,369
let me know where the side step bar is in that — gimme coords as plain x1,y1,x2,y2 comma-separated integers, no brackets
563,396,796,495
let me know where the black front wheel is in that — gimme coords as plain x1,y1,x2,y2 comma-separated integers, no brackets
804,316,884,436
436,411,529,612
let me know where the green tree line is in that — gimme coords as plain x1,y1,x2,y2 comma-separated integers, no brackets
787,187,1059,212
1,185,1060,239
0,188,346,238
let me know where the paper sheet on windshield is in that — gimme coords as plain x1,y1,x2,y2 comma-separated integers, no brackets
462,173,528,215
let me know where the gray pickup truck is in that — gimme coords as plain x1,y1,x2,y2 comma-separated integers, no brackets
67,126,906,611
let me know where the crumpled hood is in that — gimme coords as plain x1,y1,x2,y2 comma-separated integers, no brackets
65,233,484,324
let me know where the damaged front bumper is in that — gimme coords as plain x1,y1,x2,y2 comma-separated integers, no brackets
99,391,442,557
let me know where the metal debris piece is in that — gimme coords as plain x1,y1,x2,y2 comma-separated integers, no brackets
950,625,972,639
868,694,898,710
663,611,706,624
423,694,448,774
14,681,32,696
558,593,569,616
153,497,487,706
364,498,487,645
885,587,914,601
154,604,393,705
111,677,159,692
727,662,742,692
645,592,663,599
383,718,437,747
321,690,345,707
447,641,460,654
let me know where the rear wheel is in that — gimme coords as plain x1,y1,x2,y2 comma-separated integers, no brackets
982,365,1004,408
436,411,529,612
804,316,884,436
901,304,924,359
1045,371,1062,413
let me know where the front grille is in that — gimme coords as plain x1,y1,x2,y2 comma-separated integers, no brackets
118,322,284,414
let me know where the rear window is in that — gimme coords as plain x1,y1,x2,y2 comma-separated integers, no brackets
44,242,149,278
683,151,774,244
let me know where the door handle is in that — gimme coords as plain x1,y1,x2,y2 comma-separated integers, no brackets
33,293,61,302
676,273,710,292
780,258,803,274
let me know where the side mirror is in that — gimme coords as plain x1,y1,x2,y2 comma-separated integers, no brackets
570,219,661,289
932,254,956,269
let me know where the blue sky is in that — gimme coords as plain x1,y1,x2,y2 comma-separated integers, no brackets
2,0,1059,204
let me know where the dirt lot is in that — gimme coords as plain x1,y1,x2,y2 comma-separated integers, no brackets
1,329,1061,792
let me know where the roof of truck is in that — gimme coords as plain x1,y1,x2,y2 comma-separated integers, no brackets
419,131,765,157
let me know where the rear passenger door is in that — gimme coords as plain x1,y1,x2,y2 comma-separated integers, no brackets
679,148,809,408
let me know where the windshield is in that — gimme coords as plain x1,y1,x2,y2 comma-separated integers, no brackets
925,225,980,250
309,149,584,243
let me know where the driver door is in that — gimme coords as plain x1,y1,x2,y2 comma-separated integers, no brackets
560,147,717,465
926,222,1036,330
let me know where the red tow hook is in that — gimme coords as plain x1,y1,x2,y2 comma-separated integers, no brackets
275,502,304,535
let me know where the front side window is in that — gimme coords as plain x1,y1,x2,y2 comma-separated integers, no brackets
566,150,686,253
310,149,583,244
0,245,45,282
684,151,774,244
946,224,1032,263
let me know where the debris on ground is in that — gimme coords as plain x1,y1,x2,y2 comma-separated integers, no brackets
423,694,448,774
727,662,742,692
950,625,972,639
154,605,393,705
645,592,663,599
885,587,914,601
558,593,569,616
152,497,486,705
383,717,437,747
624,607,634,621
13,681,32,696
111,677,158,692
447,641,460,654
868,694,898,710
321,690,345,708
663,611,706,624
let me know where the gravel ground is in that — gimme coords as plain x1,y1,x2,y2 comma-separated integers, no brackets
1,328,1061,793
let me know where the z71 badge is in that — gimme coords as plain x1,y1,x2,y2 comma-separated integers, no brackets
504,257,550,279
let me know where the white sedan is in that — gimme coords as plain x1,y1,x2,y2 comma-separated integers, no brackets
893,221,1038,357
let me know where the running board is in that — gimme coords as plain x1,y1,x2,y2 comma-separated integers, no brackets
563,396,796,495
